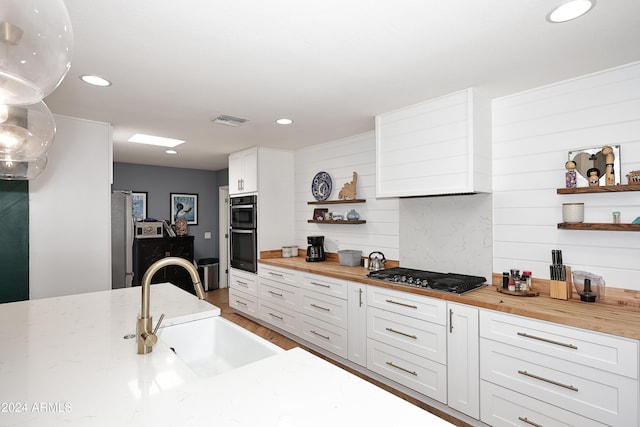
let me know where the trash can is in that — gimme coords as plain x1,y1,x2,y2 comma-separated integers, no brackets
197,258,219,291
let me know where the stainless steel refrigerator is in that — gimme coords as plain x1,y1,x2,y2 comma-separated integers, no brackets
111,191,134,289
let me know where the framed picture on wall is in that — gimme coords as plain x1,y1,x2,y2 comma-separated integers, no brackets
170,193,198,225
131,191,147,221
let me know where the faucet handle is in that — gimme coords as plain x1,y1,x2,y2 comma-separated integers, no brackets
153,313,165,335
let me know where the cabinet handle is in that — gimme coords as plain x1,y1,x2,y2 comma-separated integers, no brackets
268,290,283,297
235,300,247,306
386,361,417,376
517,370,578,392
311,303,330,312
268,272,284,277
518,417,543,427
449,308,453,333
385,327,417,339
517,332,578,349
268,312,284,320
310,281,330,288
359,288,363,307
310,330,330,340
385,299,417,309
236,280,248,287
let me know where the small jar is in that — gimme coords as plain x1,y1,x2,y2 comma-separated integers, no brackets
613,211,621,224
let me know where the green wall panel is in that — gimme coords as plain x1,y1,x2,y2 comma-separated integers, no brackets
0,180,29,302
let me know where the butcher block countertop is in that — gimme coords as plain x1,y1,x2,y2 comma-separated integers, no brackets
259,254,640,341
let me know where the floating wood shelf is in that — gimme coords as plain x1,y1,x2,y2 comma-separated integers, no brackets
307,219,367,224
307,199,366,205
557,184,640,194
557,222,640,231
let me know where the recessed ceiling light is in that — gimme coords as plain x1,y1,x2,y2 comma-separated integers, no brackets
165,149,178,155
80,75,112,87
128,133,185,148
276,118,293,125
547,0,595,23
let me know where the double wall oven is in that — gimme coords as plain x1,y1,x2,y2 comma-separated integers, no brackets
230,195,257,273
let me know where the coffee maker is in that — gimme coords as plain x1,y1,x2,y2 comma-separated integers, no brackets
306,235,325,262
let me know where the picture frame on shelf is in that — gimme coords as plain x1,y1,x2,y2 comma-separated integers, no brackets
170,193,198,225
131,191,147,221
313,208,329,221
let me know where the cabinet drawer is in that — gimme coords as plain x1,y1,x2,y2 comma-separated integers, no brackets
368,306,446,364
367,286,446,325
258,300,299,336
229,269,258,297
300,289,348,328
299,314,348,359
480,380,606,427
481,339,638,427
480,310,638,378
259,277,300,312
229,288,258,318
258,264,297,286
300,272,348,299
367,338,447,403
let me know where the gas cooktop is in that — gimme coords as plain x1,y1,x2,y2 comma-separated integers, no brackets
367,267,487,295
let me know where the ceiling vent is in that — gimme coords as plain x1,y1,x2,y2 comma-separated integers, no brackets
211,115,248,127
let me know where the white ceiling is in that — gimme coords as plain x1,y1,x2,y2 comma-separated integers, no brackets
44,0,640,171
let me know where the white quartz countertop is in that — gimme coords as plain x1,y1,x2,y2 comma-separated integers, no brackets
0,284,453,426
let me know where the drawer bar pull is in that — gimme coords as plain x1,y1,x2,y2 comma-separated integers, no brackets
517,370,578,392
311,303,330,312
517,332,578,349
268,312,284,320
518,417,543,427
236,280,248,287
386,361,417,376
385,327,417,339
310,330,330,340
385,299,418,309
268,290,283,297
235,300,247,306
310,281,331,288
268,272,284,277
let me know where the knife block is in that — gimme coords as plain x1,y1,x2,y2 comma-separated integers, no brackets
549,266,572,300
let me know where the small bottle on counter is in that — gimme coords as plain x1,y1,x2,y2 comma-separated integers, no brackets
521,271,532,291
502,272,509,289
613,211,621,224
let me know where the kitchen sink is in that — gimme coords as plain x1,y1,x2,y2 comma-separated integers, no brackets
157,316,284,378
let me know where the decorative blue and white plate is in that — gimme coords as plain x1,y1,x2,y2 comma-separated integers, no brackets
311,171,332,201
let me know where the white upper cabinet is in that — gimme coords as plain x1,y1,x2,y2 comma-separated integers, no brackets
229,147,258,195
375,88,491,197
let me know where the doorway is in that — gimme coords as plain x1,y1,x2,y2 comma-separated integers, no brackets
218,186,229,288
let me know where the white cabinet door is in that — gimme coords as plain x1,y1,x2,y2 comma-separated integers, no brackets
228,147,257,195
447,302,479,420
375,88,491,197
347,282,367,367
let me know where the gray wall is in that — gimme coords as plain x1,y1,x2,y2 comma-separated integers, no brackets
113,163,228,260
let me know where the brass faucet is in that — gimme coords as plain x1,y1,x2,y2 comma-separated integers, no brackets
137,256,205,354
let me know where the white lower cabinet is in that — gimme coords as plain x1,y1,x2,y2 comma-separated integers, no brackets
479,310,639,427
347,281,367,367
257,265,300,335
229,268,258,317
447,302,479,420
366,286,448,404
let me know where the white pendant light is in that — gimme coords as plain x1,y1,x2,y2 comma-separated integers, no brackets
0,0,74,106
0,101,55,162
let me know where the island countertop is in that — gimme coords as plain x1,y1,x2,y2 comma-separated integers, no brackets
0,283,454,426
259,256,640,341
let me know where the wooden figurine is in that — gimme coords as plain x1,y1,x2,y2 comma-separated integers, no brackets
602,145,615,186
338,171,358,200
565,160,577,188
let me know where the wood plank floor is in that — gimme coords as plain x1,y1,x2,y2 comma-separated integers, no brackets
204,287,471,427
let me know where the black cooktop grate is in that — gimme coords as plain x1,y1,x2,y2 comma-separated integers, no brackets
367,267,487,294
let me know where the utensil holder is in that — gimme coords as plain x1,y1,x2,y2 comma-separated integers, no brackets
549,266,572,300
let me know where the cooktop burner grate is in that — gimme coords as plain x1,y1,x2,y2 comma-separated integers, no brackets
367,267,487,294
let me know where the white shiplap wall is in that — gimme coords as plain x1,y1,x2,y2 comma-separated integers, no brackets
493,62,640,289
294,132,400,260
